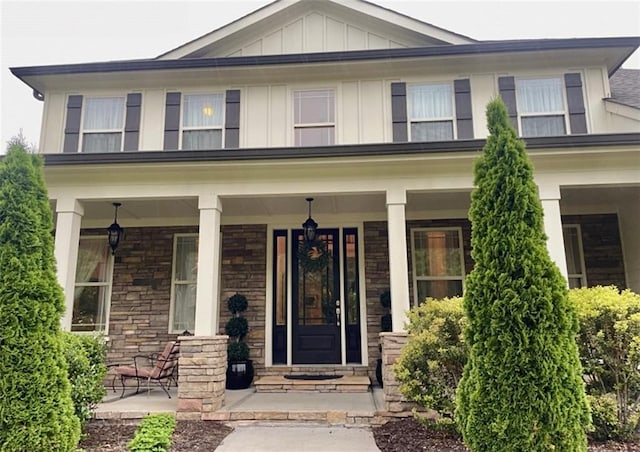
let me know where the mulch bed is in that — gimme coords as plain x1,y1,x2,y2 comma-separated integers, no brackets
81,417,640,451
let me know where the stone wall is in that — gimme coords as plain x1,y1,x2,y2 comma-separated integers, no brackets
99,226,197,364
219,224,267,375
380,332,415,413
562,213,626,288
177,335,227,420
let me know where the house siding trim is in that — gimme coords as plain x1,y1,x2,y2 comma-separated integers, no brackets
37,133,640,166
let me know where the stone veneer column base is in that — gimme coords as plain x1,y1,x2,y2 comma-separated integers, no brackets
380,332,416,413
177,335,228,420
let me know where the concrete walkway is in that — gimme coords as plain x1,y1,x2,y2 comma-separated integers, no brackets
214,424,380,451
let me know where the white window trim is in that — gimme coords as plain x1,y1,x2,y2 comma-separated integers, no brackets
292,88,336,146
79,96,126,153
179,93,225,150
72,235,114,334
563,224,588,288
407,82,456,141
168,233,199,334
410,227,465,306
515,76,569,136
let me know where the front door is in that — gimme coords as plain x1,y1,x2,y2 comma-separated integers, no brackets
292,229,341,364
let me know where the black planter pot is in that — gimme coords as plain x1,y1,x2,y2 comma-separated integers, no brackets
226,359,254,390
376,358,383,388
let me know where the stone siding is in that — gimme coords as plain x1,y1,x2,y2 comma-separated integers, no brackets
562,214,626,288
219,224,267,375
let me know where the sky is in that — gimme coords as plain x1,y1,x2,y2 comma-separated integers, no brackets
1,0,639,151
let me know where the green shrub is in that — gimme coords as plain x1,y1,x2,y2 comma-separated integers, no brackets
225,293,250,362
0,139,81,450
455,99,589,451
128,413,176,452
571,286,640,436
61,332,108,426
587,394,622,441
227,341,250,361
225,316,249,338
394,297,466,418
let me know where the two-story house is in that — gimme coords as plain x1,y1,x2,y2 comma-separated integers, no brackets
10,0,640,385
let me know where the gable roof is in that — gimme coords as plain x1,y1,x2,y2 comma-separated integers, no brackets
156,0,476,60
609,68,640,109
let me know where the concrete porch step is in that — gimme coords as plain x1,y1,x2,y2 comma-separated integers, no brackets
254,375,371,393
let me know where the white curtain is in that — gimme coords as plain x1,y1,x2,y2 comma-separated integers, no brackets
173,236,198,332
294,90,335,124
183,94,223,127
411,122,453,141
75,239,108,283
409,84,453,119
83,133,122,152
182,130,222,150
83,97,124,130
517,78,564,113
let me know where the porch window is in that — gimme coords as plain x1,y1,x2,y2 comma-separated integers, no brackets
81,97,125,152
408,83,454,141
170,234,198,333
516,77,567,137
72,237,114,332
563,225,587,288
294,89,335,146
411,228,465,304
181,94,224,150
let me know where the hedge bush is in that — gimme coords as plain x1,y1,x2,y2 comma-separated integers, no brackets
128,413,176,452
571,286,640,438
394,297,466,418
0,139,81,450
61,332,108,426
454,99,589,451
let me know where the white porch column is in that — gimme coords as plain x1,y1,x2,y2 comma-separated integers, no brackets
539,184,569,283
55,198,84,331
386,188,411,332
194,194,222,336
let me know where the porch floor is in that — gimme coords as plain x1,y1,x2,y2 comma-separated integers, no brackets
94,385,385,425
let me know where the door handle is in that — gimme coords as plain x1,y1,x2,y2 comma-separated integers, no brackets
336,301,341,326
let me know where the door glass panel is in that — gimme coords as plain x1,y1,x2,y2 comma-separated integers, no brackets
297,232,337,326
344,231,359,325
275,234,287,326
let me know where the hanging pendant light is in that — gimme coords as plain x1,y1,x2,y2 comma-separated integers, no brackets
302,197,318,242
107,202,124,255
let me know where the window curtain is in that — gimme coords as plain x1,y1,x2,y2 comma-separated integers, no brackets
182,130,222,150
173,237,198,332
294,90,335,124
83,98,124,130
411,122,453,141
517,78,564,113
75,239,108,283
563,227,581,275
183,94,223,127
409,84,452,119
83,134,122,152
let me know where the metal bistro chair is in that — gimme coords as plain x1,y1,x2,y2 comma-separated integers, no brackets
113,341,180,398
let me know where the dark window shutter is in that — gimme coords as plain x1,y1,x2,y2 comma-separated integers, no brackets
565,73,587,134
63,95,83,153
225,89,241,149
498,77,519,132
163,92,181,150
391,82,408,142
454,79,474,139
123,93,142,151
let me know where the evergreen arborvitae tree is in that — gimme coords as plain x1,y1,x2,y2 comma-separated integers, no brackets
455,99,590,451
0,139,80,450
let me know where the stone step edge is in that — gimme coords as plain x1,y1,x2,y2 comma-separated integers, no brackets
95,409,414,425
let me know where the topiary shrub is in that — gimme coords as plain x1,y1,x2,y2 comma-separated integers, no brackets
128,413,176,452
394,297,466,419
571,285,640,439
0,138,81,450
455,99,589,451
61,332,108,427
225,293,250,361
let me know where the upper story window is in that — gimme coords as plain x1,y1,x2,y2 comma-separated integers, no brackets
294,89,335,146
81,97,125,152
563,224,587,289
516,78,567,137
408,83,454,141
170,234,198,333
411,228,465,304
181,94,224,150
72,236,114,332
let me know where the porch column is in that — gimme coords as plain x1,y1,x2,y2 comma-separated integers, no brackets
539,184,569,283
386,188,411,331
194,194,222,336
54,198,84,331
